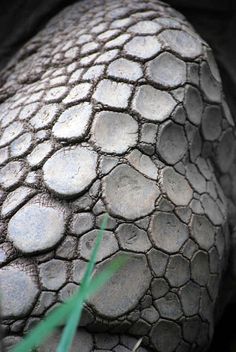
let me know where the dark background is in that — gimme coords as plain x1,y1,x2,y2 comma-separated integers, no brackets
0,1,235,350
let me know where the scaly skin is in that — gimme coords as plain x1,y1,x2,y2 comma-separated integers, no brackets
0,0,236,351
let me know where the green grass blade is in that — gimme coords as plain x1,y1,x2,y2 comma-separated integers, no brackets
11,214,127,352
11,292,80,352
57,214,108,352
85,254,128,297
56,295,84,352
12,255,126,352
79,213,108,287
56,254,127,352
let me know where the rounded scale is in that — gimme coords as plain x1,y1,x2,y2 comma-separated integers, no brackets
0,264,39,318
43,146,98,198
89,252,152,318
91,111,138,154
103,164,160,220
7,196,67,254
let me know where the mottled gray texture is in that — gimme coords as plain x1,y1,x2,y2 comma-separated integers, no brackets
132,85,176,122
91,111,138,154
159,29,202,59
161,167,193,206
150,212,188,253
1,186,36,217
108,58,143,81
124,35,161,59
0,161,26,189
147,52,186,88
39,259,67,290
156,121,188,164
43,146,98,197
89,252,152,318
80,230,119,261
0,0,234,351
116,223,151,252
52,103,92,140
93,79,132,108
103,164,160,220
8,196,66,253
0,264,39,318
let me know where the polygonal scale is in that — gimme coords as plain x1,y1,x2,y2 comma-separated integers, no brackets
7,196,67,253
0,0,232,350
43,146,98,198
103,164,160,220
146,52,186,88
132,85,177,122
91,111,138,154
0,264,39,318
89,252,152,318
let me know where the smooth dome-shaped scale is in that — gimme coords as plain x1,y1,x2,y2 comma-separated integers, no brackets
88,252,152,318
185,163,207,194
201,193,225,226
93,79,132,108
200,61,221,103
0,107,20,128
107,58,143,81
165,254,190,287
190,214,215,250
0,121,24,147
79,230,119,261
52,103,92,141
43,146,98,198
146,52,186,88
116,223,152,252
151,320,181,352
91,111,138,154
27,141,53,167
149,212,189,253
7,196,67,253
184,85,203,126
0,161,27,190
156,121,188,164
191,251,210,285
124,35,161,60
44,86,68,103
102,164,160,220
202,105,222,141
1,186,36,218
159,29,202,59
161,167,193,206
30,104,59,129
154,292,182,320
179,281,201,316
39,259,67,290
128,20,161,34
10,132,32,157
126,149,158,180
63,83,92,104
132,85,177,122
0,264,39,318
0,146,9,166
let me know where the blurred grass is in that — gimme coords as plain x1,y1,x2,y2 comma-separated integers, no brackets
11,214,128,352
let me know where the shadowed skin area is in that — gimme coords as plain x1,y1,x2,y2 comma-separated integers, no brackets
0,0,236,351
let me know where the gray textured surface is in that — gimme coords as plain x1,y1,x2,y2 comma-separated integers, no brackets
0,0,235,351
